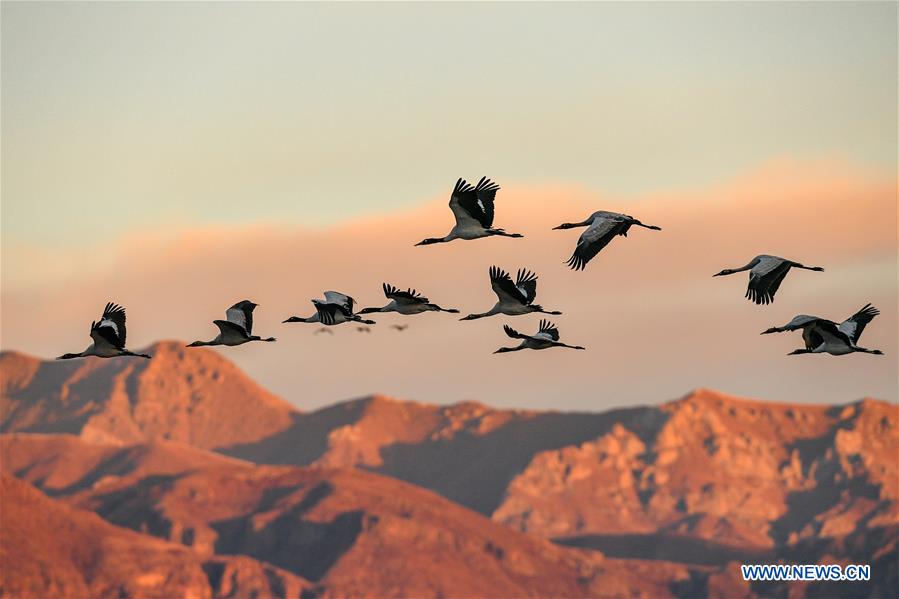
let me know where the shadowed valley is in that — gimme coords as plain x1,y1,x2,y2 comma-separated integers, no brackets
1,343,896,598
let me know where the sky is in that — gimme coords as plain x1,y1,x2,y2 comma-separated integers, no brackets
2,2,896,411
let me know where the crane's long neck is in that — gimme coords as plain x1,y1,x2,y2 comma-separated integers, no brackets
720,261,756,276
462,305,501,320
58,343,99,359
359,305,391,314
188,340,219,347
464,312,491,320
284,315,319,323
416,235,452,246
554,218,592,230
494,345,525,354
854,347,883,355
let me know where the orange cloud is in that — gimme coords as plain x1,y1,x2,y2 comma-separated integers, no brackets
2,160,895,409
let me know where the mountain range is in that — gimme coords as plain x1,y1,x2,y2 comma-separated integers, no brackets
1,341,896,598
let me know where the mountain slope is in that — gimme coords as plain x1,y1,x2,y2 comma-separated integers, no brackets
1,436,688,598
220,394,665,514
0,474,311,599
493,390,899,548
2,349,896,594
217,389,899,553
0,349,664,515
1,433,251,496
8,432,898,598
0,342,295,448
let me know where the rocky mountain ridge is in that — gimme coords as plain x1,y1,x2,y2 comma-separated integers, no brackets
2,343,896,597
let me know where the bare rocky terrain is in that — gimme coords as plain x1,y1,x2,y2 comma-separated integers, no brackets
1,343,896,598
0,474,311,599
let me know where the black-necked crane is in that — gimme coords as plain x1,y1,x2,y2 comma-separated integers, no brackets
461,266,561,320
494,320,585,353
314,327,334,335
761,304,883,356
57,302,151,360
714,255,824,305
356,326,372,333
415,177,523,246
390,324,410,332
283,291,376,326
360,283,459,316
187,300,276,347
553,210,661,271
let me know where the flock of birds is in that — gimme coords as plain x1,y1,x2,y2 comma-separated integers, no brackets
56,176,883,361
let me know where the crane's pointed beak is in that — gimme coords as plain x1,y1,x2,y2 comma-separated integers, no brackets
760,327,780,335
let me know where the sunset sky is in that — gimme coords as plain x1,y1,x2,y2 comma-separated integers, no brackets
2,2,896,410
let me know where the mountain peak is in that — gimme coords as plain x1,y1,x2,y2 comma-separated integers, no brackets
1,345,298,449
0,349,40,362
0,350,43,394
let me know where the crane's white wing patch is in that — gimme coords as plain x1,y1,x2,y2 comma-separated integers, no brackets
226,307,248,332
752,256,784,277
